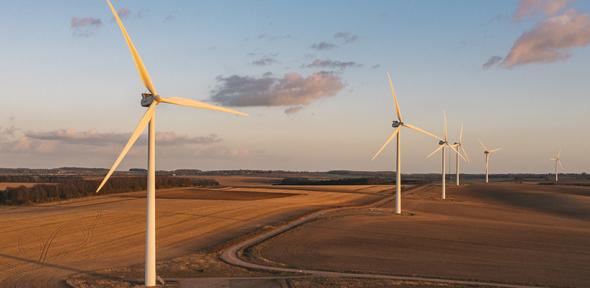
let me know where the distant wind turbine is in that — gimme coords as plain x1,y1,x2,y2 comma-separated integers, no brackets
97,1,247,287
426,112,464,199
479,140,501,183
550,149,564,182
452,124,469,186
372,72,440,214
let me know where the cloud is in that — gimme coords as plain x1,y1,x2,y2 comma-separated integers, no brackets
163,10,179,22
502,10,590,68
310,41,338,50
514,0,568,21
194,146,256,159
284,106,304,114
252,56,277,66
257,33,291,41
20,129,220,147
70,17,102,37
0,126,257,168
371,64,381,69
210,72,344,114
71,17,102,28
482,56,503,69
117,8,131,19
334,32,359,44
303,59,361,70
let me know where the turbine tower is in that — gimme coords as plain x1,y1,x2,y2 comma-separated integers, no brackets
98,1,247,287
372,72,440,214
479,140,501,183
452,124,469,186
426,112,464,199
550,149,564,182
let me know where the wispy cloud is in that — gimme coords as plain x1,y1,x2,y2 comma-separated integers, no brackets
117,8,131,19
210,72,344,114
514,0,568,21
252,55,278,66
334,32,359,44
257,33,291,41
482,56,503,69
163,10,179,22
303,59,361,70
70,17,102,37
284,106,304,114
310,41,338,50
23,129,220,147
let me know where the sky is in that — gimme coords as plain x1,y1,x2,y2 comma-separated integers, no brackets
1,0,589,173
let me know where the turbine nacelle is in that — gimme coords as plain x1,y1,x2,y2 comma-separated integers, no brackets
439,140,447,145
141,93,157,107
392,120,403,128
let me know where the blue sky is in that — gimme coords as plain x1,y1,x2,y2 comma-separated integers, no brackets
1,0,589,173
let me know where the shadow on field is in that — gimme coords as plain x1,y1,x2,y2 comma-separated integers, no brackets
117,188,299,201
0,252,134,284
467,184,590,221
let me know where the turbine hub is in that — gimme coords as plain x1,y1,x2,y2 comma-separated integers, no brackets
484,151,490,154
141,93,155,107
392,120,402,128
439,140,447,145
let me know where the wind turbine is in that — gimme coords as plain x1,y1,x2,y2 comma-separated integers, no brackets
426,112,464,199
452,124,469,186
372,72,440,214
97,1,247,287
550,149,564,182
479,140,501,183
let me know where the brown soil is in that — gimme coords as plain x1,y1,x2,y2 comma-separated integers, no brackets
251,183,590,288
0,183,382,287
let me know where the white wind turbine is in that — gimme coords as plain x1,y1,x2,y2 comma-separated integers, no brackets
452,124,469,186
372,72,440,214
426,112,465,199
479,140,501,183
550,149,564,182
97,1,247,287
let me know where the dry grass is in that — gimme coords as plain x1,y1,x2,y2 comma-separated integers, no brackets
0,180,384,287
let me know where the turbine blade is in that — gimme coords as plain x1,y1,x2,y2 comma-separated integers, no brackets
447,143,466,161
558,160,564,170
557,149,561,158
371,126,401,160
404,123,442,141
443,111,448,142
459,123,464,143
490,147,502,153
106,0,157,95
479,139,489,151
159,97,248,117
426,145,444,159
96,102,157,193
460,146,470,163
386,72,403,122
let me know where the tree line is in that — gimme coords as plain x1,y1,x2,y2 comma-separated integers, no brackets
0,176,219,205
